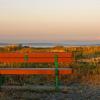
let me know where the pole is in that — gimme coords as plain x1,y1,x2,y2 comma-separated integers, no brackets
54,54,59,91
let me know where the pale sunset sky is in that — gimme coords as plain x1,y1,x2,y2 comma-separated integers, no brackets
0,0,100,43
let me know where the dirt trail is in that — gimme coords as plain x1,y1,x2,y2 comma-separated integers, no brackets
0,83,100,100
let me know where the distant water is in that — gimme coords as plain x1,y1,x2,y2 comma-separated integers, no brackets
23,43,67,47
14,42,100,47
0,42,100,47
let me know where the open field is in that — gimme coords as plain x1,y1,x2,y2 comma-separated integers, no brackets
0,45,100,100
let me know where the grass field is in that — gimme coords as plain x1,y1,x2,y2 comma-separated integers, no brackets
0,45,100,100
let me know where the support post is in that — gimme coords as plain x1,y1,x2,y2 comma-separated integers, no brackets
0,75,5,89
54,55,59,91
24,54,29,62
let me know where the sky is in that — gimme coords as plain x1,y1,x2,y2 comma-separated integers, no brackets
0,0,100,43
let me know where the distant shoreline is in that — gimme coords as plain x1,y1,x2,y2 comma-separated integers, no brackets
0,44,100,48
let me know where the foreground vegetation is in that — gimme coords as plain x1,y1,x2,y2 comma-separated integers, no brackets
0,45,100,85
